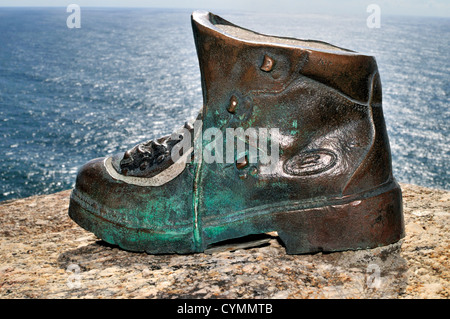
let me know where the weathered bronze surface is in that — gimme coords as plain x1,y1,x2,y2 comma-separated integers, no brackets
68,11,404,254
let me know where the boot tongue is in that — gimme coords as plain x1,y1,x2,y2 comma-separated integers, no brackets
111,120,195,178
121,139,170,172
108,139,170,178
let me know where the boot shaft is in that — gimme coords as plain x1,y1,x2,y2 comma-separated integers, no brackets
191,11,393,212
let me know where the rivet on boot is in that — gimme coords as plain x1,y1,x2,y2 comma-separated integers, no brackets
236,155,249,170
260,54,274,72
249,166,258,176
227,95,238,114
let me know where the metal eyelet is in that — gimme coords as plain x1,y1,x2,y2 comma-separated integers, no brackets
227,95,238,114
249,166,258,176
236,155,249,170
260,54,274,72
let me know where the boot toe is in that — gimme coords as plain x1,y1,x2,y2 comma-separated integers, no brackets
68,155,196,253
68,157,130,245
73,157,109,199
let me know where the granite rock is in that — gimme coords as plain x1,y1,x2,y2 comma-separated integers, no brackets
0,183,448,299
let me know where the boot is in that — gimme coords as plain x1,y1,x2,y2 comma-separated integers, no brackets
68,11,404,254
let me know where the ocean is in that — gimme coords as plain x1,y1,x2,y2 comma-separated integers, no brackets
0,7,448,201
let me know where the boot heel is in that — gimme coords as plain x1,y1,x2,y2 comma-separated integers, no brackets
276,182,404,254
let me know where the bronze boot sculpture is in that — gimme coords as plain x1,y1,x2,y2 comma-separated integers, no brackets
68,11,404,254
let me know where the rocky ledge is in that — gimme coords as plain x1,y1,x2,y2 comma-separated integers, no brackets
0,183,448,299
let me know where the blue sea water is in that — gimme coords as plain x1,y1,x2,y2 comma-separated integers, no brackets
0,7,449,202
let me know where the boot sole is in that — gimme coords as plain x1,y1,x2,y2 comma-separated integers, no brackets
69,180,404,254
275,180,404,254
69,190,196,254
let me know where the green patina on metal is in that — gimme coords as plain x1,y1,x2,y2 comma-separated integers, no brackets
67,11,404,255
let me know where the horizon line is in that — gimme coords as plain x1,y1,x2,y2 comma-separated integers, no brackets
0,5,449,19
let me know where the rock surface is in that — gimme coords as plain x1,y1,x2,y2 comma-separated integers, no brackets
0,183,448,299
